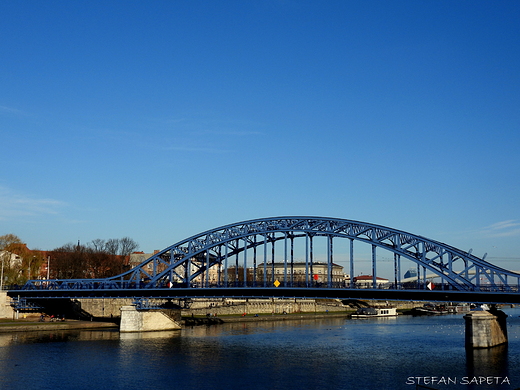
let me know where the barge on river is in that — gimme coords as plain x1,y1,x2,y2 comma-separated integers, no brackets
350,307,398,318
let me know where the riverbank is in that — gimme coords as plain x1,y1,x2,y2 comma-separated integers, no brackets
0,304,413,331
0,318,118,333
182,311,352,326
0,311,352,332
0,298,435,332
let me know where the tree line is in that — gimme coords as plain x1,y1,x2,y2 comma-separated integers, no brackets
0,234,139,286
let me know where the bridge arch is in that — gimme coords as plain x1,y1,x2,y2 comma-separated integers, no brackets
108,216,520,292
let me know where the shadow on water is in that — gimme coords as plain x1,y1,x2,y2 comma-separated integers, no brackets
465,344,512,389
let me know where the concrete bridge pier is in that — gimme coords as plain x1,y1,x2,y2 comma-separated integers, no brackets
120,306,182,332
464,309,508,348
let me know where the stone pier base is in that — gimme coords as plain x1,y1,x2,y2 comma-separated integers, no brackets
120,306,182,332
464,310,508,349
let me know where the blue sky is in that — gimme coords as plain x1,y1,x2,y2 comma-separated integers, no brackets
1,1,519,272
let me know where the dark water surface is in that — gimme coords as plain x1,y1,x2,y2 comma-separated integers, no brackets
1,308,519,390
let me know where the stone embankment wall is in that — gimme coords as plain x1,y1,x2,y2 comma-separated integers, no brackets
0,294,132,320
74,298,355,318
75,298,134,318
0,292,14,319
181,299,418,317
0,295,419,320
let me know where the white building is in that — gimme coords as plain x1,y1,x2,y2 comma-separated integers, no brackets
353,275,389,288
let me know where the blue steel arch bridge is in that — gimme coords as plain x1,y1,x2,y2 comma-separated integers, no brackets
8,216,520,307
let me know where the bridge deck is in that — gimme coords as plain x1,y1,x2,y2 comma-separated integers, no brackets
8,287,520,304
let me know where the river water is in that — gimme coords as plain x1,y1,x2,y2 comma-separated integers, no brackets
1,308,519,390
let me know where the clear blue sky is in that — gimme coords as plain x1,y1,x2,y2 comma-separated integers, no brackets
1,1,519,271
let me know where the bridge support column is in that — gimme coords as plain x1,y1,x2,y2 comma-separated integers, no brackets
120,306,182,332
464,310,508,349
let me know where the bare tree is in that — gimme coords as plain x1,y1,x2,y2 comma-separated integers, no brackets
118,237,139,257
90,239,106,252
52,243,87,279
50,237,140,279
104,239,120,256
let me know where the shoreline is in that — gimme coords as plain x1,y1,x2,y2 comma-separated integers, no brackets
0,311,352,332
182,311,352,326
0,319,118,333
0,307,427,332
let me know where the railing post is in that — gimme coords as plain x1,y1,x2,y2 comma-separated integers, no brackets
290,235,294,287
394,252,400,289
205,250,210,288
372,245,377,289
349,238,354,289
263,234,267,288
284,232,288,287
253,236,257,287
224,241,229,287
328,235,333,288
305,233,309,287
243,237,247,288
271,238,275,287
309,235,314,287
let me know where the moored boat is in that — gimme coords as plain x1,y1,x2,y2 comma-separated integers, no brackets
405,303,450,315
350,306,398,318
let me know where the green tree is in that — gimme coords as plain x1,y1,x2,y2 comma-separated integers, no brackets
0,234,22,250
0,234,44,286
1,234,22,288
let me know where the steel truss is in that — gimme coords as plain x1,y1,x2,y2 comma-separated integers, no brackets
19,216,520,293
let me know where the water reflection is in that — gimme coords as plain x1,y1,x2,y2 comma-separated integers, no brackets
0,329,120,346
119,330,181,340
0,309,518,390
183,317,350,337
466,344,510,382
